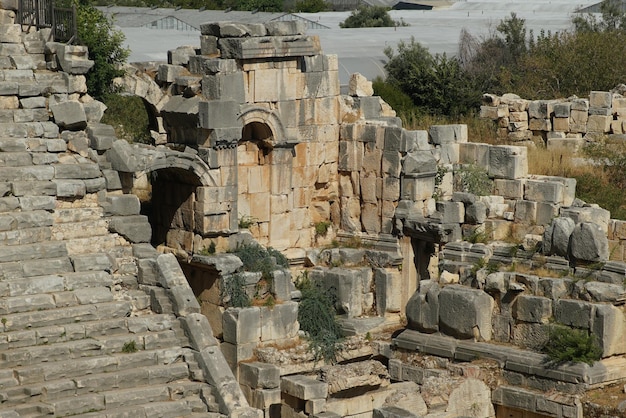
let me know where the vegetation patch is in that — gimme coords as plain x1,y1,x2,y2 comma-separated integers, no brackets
231,242,289,280
340,6,407,28
221,272,252,308
542,325,602,365
296,272,343,364
122,340,138,353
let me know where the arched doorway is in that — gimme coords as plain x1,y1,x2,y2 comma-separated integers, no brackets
237,122,274,246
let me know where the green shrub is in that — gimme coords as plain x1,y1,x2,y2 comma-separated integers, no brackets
198,241,216,255
292,0,328,12
101,94,151,144
221,273,251,308
238,215,256,229
455,164,493,196
296,272,343,363
315,221,331,238
340,6,407,28
542,325,602,365
231,242,288,281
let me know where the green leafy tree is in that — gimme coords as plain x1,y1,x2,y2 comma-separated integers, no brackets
223,0,283,12
340,6,406,28
59,0,129,100
383,38,480,116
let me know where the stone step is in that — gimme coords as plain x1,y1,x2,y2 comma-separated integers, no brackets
10,346,190,387
0,313,178,351
1,300,132,332
0,270,114,296
1,327,184,368
0,287,115,315
67,398,200,418
2,363,192,406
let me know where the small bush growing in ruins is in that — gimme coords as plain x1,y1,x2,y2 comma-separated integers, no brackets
238,215,256,229
455,164,493,196
315,221,332,238
122,340,138,353
295,272,344,364
198,241,216,255
231,242,289,281
221,273,251,308
542,325,602,365
101,95,152,144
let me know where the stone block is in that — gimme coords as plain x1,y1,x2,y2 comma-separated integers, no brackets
590,91,612,108
435,201,464,223
459,142,490,168
240,362,280,389
222,307,261,344
553,102,571,118
555,299,593,329
429,124,467,144
406,280,439,333
104,195,140,216
374,268,402,315
198,100,240,129
281,375,328,400
514,200,537,225
202,72,246,102
514,295,552,324
528,100,554,119
401,176,435,201
562,206,610,232
108,215,151,243
587,114,611,133
49,101,87,130
402,151,436,176
592,304,626,357
180,313,218,350
489,146,528,179
524,179,564,204
570,222,609,262
260,301,298,341
438,285,493,341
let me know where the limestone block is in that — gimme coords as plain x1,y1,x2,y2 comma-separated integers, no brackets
429,124,468,144
219,35,321,60
260,301,298,341
555,299,593,329
479,105,499,119
199,35,218,56
203,72,245,102
552,117,569,132
240,362,280,389
402,151,436,176
104,195,140,216
446,379,495,418
488,145,528,179
435,201,464,223
528,100,554,119
529,118,551,131
465,201,487,224
592,304,626,357
198,100,240,129
338,141,363,171
49,101,87,130
524,179,564,204
374,268,402,314
401,176,435,201
108,215,151,243
536,202,559,226
266,21,306,36
438,285,493,341
570,222,609,262
509,120,529,131
553,102,571,118
459,142,490,169
562,206,610,232
587,114,612,133
590,91,612,108
281,375,328,400
321,268,364,317
406,280,439,333
514,295,552,324
348,72,373,97
222,307,261,344
570,109,589,126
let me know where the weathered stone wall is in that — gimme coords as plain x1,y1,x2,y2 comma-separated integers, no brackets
480,90,626,147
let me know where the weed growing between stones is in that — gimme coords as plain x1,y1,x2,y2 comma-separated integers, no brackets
295,271,344,364
542,325,601,365
315,221,332,238
221,273,251,308
238,215,256,229
198,241,216,255
122,340,138,353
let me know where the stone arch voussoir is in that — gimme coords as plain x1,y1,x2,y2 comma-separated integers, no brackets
238,105,288,146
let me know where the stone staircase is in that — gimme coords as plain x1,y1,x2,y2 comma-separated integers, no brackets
0,133,222,416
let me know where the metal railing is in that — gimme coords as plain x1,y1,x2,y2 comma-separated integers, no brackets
17,0,77,44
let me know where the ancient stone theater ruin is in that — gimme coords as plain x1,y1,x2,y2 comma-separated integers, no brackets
2,2,626,417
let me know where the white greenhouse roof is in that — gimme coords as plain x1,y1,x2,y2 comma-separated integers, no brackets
102,0,600,86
